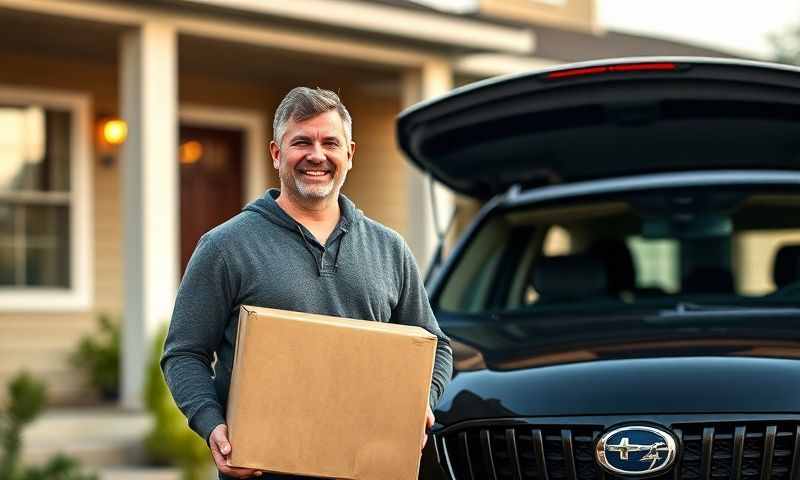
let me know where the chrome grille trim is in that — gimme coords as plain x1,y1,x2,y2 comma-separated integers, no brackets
437,420,800,480
506,428,523,480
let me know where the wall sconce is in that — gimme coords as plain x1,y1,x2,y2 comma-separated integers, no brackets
96,117,128,167
180,140,204,165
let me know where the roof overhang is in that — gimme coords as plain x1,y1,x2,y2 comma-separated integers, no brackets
181,0,536,54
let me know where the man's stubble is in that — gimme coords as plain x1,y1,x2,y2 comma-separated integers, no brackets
279,160,349,204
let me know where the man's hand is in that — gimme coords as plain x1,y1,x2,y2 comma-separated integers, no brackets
209,424,263,478
421,404,435,452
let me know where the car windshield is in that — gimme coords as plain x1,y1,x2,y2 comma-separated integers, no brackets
435,185,800,315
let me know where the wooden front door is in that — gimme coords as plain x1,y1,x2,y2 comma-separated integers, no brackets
179,126,243,277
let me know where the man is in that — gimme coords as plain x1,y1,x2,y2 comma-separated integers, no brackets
161,87,453,479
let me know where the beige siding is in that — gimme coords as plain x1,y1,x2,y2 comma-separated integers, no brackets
479,0,595,31
340,89,409,237
0,314,99,405
181,73,277,114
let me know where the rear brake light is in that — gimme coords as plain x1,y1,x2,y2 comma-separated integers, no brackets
546,62,678,80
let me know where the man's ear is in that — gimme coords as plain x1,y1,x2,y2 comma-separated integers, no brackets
347,142,356,171
269,140,280,170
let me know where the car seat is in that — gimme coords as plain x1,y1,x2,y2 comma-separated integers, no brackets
588,239,635,297
773,244,800,289
530,254,608,303
682,267,735,294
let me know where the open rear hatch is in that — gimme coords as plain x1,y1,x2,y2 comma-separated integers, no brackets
397,58,800,199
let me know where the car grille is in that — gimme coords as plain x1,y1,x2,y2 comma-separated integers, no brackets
438,422,800,480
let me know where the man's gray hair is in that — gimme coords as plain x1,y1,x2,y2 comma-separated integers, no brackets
273,87,353,145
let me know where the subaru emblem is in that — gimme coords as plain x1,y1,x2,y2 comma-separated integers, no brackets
596,425,677,476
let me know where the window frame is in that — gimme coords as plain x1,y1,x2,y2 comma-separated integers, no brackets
0,85,93,311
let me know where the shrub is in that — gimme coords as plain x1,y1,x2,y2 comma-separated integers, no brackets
0,372,95,480
16,455,95,480
70,314,120,401
143,325,211,480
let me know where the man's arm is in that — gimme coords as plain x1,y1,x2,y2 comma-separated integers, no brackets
161,234,232,443
392,241,453,409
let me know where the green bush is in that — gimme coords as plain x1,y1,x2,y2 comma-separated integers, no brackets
143,325,211,480
16,455,95,480
70,314,120,400
0,372,95,480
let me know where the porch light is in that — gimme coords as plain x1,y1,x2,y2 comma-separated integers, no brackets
180,140,203,165
102,119,128,145
96,117,128,167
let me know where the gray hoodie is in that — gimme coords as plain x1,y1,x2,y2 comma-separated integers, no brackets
161,189,453,445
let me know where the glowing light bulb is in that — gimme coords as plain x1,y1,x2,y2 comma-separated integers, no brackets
102,119,127,145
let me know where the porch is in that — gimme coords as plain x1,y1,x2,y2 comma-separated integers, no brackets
0,0,506,409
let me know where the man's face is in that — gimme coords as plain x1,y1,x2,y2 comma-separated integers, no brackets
270,110,354,204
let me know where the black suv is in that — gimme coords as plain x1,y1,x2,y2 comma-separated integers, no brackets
399,58,800,480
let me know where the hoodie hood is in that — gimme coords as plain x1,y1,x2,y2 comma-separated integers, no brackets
243,188,363,231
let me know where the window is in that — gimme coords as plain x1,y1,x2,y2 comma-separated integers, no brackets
734,230,800,295
0,107,71,287
627,237,680,294
0,87,92,311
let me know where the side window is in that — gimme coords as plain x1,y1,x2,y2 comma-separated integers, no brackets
438,217,511,313
627,237,680,294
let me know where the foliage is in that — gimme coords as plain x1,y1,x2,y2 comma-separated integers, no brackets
70,314,121,400
0,372,46,480
769,24,800,65
0,372,95,480
16,455,95,480
143,325,211,480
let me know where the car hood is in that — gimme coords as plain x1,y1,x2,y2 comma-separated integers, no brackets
438,308,800,366
436,343,800,425
397,57,800,199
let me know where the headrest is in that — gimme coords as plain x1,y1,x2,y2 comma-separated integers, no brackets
588,239,635,294
532,254,607,300
774,245,800,288
683,267,734,294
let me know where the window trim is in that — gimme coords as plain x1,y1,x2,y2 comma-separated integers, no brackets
0,85,93,312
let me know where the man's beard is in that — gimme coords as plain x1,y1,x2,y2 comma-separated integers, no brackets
280,164,347,201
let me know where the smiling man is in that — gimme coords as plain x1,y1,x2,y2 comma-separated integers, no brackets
161,87,453,480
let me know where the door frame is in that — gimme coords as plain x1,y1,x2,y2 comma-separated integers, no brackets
178,104,268,205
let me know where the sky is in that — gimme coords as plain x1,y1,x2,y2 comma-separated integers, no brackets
596,0,800,59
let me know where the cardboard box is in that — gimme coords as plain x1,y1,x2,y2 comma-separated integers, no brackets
226,305,438,480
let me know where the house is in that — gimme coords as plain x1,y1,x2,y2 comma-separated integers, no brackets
0,0,735,415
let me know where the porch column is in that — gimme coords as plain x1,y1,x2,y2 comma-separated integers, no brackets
402,60,454,274
120,22,179,409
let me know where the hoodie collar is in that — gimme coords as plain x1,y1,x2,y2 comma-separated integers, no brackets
243,188,362,232
243,189,359,276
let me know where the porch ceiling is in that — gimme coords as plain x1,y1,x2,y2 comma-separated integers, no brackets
0,7,121,64
179,33,403,92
